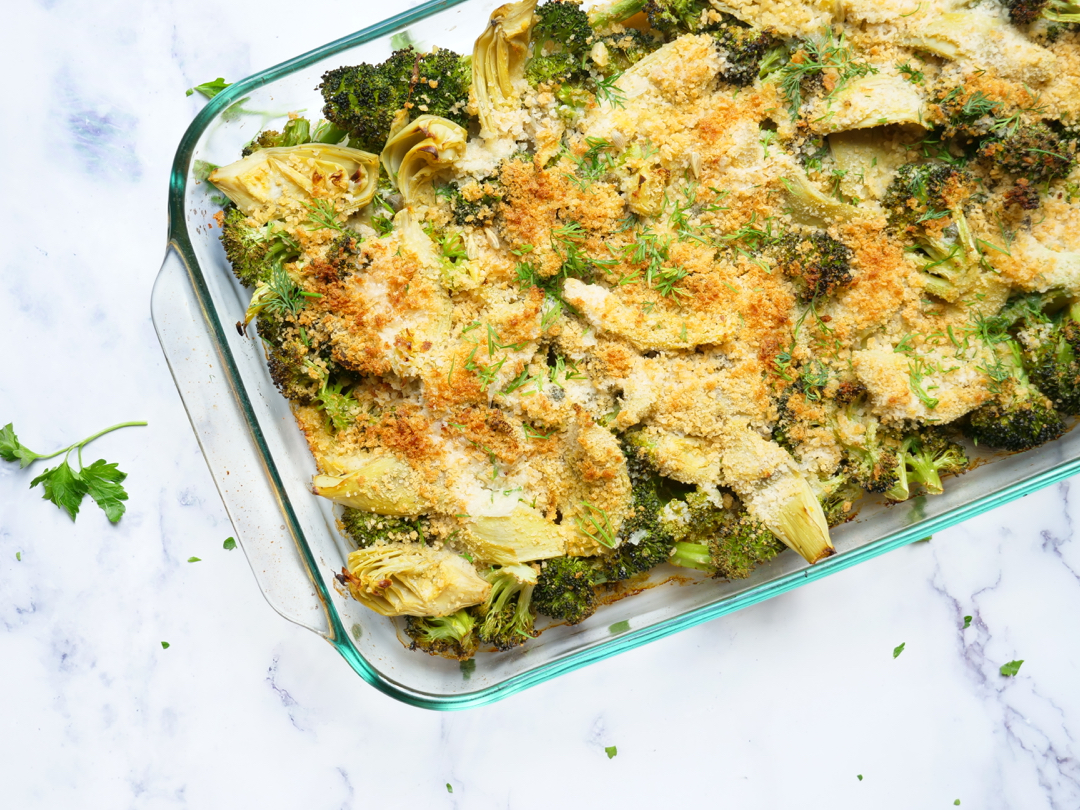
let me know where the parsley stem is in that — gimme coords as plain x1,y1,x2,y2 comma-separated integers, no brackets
34,421,149,461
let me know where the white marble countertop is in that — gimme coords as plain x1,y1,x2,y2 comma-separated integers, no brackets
2,1,1079,807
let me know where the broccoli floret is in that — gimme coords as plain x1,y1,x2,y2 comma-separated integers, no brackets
665,489,786,580
240,117,348,157
1019,301,1080,414
341,509,428,547
883,162,984,302
897,429,970,497
525,1,595,86
773,230,854,302
405,610,479,660
818,474,867,526
978,122,1077,184
713,21,780,87
440,180,503,227
777,385,902,495
964,339,1066,451
597,29,658,74
219,207,302,288
589,434,679,583
474,566,539,651
1003,0,1080,26
320,47,471,153
532,555,598,624
644,0,720,38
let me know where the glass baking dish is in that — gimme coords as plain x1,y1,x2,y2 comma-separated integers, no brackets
151,0,1080,709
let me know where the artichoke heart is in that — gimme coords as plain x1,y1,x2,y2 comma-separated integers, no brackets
312,454,426,516
810,74,926,135
208,144,379,218
381,115,468,205
472,0,537,135
465,505,567,565
342,544,491,617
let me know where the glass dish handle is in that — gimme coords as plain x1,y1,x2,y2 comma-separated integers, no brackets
151,246,330,636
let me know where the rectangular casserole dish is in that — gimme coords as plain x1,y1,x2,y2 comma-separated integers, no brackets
151,0,1080,709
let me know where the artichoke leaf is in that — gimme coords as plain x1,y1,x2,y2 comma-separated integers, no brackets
312,455,427,516
465,505,567,565
209,144,379,218
472,0,537,136
343,544,491,617
780,170,860,227
810,74,926,135
380,114,468,206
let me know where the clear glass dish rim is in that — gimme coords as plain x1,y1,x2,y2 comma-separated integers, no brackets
163,0,1080,709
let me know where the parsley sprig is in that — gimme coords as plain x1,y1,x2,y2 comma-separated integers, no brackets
1,421,147,522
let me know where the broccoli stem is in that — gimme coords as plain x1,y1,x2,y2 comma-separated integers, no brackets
590,0,648,30
668,541,715,573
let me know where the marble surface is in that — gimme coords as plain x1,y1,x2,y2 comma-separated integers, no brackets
2,1,1079,807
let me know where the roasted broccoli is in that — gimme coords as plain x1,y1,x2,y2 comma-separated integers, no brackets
219,207,301,288
644,0,721,39
978,121,1077,184
1002,295,1080,414
883,162,984,302
405,610,479,660
239,117,348,157
587,435,679,582
713,20,780,86
440,180,504,227
664,489,786,580
597,29,658,74
525,0,595,86
532,555,599,624
1003,0,1080,27
341,508,428,547
475,565,539,651
320,47,471,153
964,339,1066,451
773,230,854,302
888,429,970,500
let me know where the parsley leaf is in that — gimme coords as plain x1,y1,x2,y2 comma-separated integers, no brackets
223,537,237,550
605,746,618,759
1,423,44,468
188,557,202,563
1000,659,1024,677
161,641,171,649
963,615,972,629
31,461,89,521
2,421,146,523
186,78,231,99
857,774,863,781
81,459,129,523
445,784,453,794
893,642,906,658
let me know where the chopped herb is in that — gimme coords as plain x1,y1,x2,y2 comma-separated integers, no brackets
1000,659,1024,677
15,552,21,561
460,658,476,680
161,641,171,649
187,557,201,563
608,620,630,634
303,199,347,233
857,774,863,781
223,537,237,550
954,800,961,806
893,642,906,658
446,783,453,794
1,421,147,522
963,615,972,629
605,745,618,759
186,78,231,98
